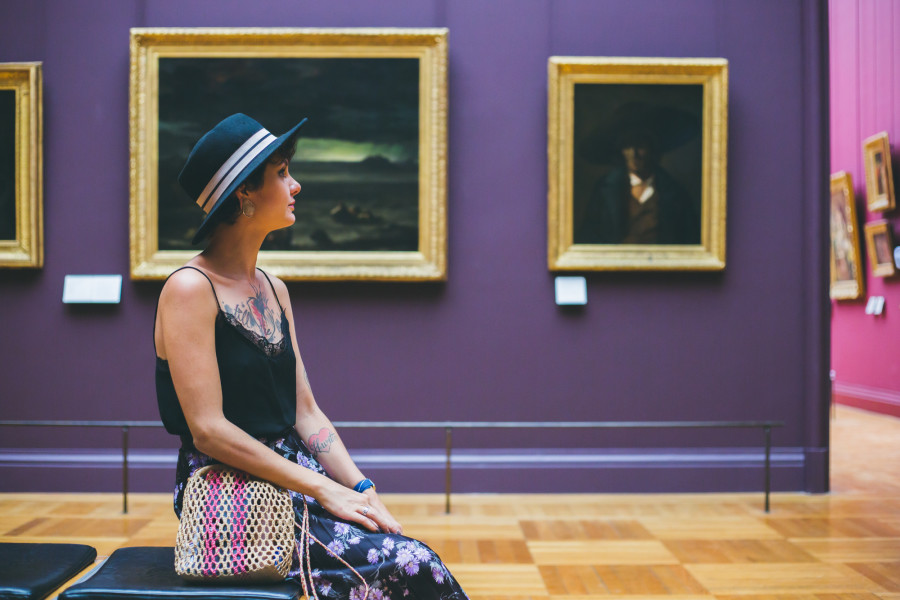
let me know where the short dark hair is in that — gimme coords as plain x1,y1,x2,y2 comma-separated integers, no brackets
199,132,300,239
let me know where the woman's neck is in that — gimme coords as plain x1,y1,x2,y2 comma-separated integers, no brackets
196,227,267,283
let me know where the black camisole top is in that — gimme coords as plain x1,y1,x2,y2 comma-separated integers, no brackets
154,266,297,438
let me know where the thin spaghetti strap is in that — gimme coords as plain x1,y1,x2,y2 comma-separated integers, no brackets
176,266,221,307
153,266,221,353
257,268,285,312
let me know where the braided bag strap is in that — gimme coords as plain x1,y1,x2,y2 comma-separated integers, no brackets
294,495,369,600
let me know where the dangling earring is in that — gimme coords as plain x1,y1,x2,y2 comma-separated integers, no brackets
242,200,256,218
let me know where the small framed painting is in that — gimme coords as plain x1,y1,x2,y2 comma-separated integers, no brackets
863,131,895,213
829,171,864,300
864,220,896,278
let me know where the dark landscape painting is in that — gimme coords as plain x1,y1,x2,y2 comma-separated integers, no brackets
157,57,420,251
572,83,703,246
0,89,16,241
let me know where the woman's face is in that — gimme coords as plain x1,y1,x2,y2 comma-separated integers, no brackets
246,158,301,229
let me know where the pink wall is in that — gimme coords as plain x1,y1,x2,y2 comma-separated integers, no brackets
830,0,900,416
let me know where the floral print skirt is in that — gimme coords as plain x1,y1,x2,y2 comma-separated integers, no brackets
174,428,470,600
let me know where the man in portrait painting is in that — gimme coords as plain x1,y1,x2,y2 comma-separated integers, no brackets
574,98,701,246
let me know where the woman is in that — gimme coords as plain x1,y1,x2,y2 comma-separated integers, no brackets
154,114,468,599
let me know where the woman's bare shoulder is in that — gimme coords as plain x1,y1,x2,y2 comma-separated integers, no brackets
159,267,218,314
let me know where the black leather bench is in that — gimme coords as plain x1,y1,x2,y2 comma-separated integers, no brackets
0,542,97,600
59,547,300,600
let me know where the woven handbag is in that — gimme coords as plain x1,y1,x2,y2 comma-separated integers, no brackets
175,464,294,582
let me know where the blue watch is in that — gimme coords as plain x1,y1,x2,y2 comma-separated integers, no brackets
353,478,376,493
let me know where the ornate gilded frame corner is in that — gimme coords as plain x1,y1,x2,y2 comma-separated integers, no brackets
864,219,896,278
829,171,865,300
862,131,895,213
548,57,728,271
0,62,42,268
130,28,447,281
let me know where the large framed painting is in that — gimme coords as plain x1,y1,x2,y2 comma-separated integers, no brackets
0,62,42,268
862,131,895,213
548,57,728,271
864,220,896,278
829,171,864,300
130,28,447,281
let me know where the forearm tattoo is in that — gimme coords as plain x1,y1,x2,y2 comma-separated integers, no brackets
308,427,336,457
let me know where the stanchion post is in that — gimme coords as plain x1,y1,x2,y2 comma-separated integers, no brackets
444,427,452,514
764,425,772,513
122,426,129,514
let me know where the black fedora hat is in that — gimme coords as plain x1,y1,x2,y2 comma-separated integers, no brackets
178,113,307,245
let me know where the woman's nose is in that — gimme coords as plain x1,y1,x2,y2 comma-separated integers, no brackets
290,179,301,196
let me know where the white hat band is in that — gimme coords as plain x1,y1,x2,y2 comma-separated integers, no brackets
196,129,277,212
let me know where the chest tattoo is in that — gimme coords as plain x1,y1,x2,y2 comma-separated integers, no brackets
223,281,282,343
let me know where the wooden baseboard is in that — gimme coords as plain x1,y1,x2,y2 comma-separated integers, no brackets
833,381,900,418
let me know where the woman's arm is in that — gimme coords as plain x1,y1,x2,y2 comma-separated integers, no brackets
159,269,387,532
272,276,402,534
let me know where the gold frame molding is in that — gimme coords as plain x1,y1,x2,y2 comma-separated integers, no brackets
862,131,895,213
0,62,42,268
829,171,865,300
130,28,447,281
864,219,895,278
548,57,728,271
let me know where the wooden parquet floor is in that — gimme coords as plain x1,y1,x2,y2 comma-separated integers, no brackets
1,404,899,600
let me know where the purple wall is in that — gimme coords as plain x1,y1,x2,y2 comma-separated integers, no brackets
0,0,830,494
830,0,900,418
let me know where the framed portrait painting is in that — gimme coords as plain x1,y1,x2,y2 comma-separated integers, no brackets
863,132,895,213
548,57,728,271
130,28,447,281
0,62,42,268
864,220,896,278
829,171,864,300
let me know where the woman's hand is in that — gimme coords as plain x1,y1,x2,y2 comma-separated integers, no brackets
363,488,402,535
315,481,398,534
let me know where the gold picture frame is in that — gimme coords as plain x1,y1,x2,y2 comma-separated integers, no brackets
862,131,895,213
0,62,42,268
864,220,895,278
829,171,864,300
548,57,728,271
130,28,447,281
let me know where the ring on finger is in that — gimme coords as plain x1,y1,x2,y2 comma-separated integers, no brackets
361,506,370,517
